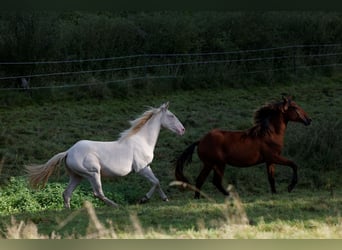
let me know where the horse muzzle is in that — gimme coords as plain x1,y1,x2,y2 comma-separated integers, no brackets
178,127,185,135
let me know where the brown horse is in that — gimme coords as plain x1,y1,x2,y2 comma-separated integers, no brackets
175,96,311,198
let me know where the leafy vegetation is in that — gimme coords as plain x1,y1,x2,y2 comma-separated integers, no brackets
2,11,342,63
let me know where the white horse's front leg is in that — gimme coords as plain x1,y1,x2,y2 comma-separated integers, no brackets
138,166,168,203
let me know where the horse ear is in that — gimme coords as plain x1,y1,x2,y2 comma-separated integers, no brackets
281,95,291,112
161,102,169,111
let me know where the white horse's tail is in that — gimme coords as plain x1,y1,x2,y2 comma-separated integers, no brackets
25,151,67,189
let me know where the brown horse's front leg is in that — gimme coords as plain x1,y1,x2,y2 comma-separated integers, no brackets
266,163,277,194
271,155,298,192
287,167,298,192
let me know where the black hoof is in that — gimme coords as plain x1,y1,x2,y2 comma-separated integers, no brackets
288,184,295,192
139,196,149,204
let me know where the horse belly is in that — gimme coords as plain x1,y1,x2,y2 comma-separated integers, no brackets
98,147,133,177
225,152,263,167
100,162,132,177
223,141,264,167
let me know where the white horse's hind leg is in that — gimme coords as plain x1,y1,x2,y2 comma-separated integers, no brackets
138,166,168,203
63,174,83,209
87,172,119,208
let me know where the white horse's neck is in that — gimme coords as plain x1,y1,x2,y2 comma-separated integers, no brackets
133,112,162,149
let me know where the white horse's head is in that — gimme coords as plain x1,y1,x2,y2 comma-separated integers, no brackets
160,102,185,136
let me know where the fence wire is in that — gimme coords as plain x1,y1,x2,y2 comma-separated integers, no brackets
1,43,342,91
1,43,342,65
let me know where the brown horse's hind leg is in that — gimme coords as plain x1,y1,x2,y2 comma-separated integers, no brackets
212,164,229,196
266,163,277,194
195,164,212,199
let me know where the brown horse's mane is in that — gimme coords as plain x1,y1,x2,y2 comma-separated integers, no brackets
246,101,283,137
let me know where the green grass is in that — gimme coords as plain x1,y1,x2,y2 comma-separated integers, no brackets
1,76,342,238
1,186,341,238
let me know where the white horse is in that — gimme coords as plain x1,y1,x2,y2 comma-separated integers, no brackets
26,102,185,208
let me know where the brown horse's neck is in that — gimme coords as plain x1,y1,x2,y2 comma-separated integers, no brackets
275,113,288,133
269,113,288,146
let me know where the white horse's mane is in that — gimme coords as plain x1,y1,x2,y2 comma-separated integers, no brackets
119,107,161,140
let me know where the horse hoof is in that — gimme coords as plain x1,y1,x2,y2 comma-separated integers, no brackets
287,185,294,192
139,196,149,204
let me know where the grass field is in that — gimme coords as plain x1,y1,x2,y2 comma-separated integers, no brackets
0,76,342,238
2,187,342,239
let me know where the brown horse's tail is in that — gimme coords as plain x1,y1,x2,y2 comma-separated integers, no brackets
175,141,199,184
25,151,67,189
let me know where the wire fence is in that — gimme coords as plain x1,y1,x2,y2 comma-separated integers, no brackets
1,43,342,65
1,43,342,92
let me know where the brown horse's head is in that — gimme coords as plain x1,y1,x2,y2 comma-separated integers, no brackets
281,96,312,126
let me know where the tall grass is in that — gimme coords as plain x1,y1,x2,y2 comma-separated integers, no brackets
284,119,342,191
3,189,342,239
